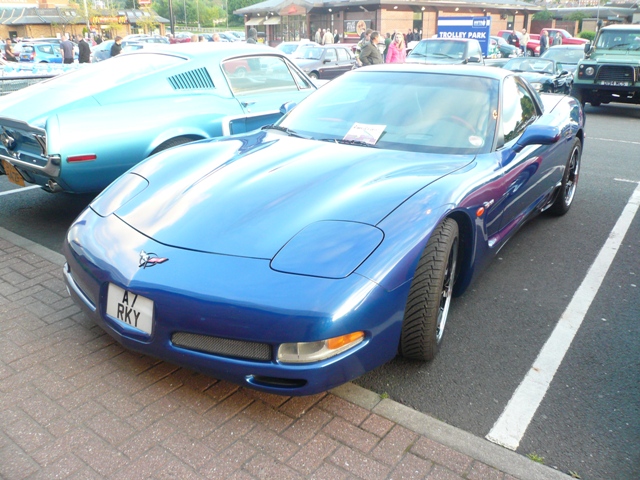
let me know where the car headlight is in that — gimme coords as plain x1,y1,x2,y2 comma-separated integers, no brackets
530,82,543,91
278,331,365,363
90,173,148,217
585,66,595,76
270,221,383,279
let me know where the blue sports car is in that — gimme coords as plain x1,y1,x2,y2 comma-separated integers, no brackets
63,65,584,396
0,43,316,193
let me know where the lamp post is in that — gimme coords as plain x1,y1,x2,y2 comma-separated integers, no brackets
169,0,175,34
82,0,90,33
184,0,187,27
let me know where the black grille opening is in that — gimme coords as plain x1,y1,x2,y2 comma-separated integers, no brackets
249,375,307,389
172,332,272,361
596,65,636,83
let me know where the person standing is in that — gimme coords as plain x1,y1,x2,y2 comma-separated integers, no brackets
539,30,549,56
334,29,340,43
110,36,123,57
246,28,258,44
359,31,383,66
4,38,17,62
314,28,322,44
521,28,530,56
507,29,518,47
385,32,406,63
383,32,392,61
60,34,75,64
78,36,90,63
323,28,334,45
553,32,563,46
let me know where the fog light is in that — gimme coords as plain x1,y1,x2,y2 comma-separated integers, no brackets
278,331,365,363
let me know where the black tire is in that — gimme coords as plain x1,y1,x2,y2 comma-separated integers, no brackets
399,218,459,361
308,71,319,80
547,137,581,216
590,100,601,107
150,136,195,156
234,66,247,78
571,86,585,106
527,49,534,57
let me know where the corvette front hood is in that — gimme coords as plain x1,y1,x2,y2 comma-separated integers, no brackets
115,132,473,258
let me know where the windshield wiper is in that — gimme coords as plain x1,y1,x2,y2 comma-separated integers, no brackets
262,125,306,138
318,138,378,148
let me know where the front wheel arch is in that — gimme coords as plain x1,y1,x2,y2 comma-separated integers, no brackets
149,135,203,156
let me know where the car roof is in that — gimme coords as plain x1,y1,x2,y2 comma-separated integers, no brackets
127,42,283,60
420,38,478,43
359,64,513,81
600,24,640,31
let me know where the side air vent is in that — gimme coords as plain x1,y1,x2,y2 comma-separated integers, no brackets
168,67,215,90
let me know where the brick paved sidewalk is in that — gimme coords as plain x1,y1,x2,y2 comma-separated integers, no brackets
0,229,570,480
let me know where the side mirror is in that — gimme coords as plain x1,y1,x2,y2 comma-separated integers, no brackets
279,102,297,115
468,56,482,63
584,42,592,57
323,59,331,64
514,124,561,152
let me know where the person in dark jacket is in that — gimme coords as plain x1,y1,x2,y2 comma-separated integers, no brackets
78,37,91,63
246,28,258,44
4,38,17,62
359,31,383,66
110,36,122,57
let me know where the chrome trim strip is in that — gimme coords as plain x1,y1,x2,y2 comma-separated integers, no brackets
0,154,61,177
63,263,96,313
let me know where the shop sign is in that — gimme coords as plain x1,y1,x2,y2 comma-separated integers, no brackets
344,19,371,40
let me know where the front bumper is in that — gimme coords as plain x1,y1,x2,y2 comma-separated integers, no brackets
63,208,408,396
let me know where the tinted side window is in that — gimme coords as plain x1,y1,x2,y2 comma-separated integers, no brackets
501,76,537,145
223,56,299,94
337,48,350,61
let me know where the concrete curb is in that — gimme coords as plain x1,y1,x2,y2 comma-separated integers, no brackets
331,383,571,480
0,226,571,480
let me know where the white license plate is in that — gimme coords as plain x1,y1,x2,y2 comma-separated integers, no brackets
106,283,154,335
599,81,631,86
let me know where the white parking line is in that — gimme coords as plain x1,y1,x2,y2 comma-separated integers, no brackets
486,180,640,451
0,185,41,196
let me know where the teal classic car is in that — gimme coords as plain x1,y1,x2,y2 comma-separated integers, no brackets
0,43,316,193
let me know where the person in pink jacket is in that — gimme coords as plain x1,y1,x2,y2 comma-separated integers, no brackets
386,32,406,63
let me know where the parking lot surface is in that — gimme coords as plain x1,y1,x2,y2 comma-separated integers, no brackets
0,227,567,479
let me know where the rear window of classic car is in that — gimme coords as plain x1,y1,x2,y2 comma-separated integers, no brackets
50,53,185,87
222,55,303,94
279,70,499,155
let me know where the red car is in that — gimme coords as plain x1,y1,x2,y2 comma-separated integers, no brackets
497,30,540,56
541,28,588,46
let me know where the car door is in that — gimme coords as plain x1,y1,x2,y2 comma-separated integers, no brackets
320,48,339,79
336,47,355,77
223,55,315,133
496,76,564,233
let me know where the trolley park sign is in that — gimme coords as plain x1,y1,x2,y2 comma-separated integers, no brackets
437,16,492,56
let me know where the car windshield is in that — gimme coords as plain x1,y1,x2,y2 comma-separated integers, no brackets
408,40,465,59
541,48,584,64
279,70,498,154
596,30,640,50
504,58,555,74
277,44,297,54
295,47,323,60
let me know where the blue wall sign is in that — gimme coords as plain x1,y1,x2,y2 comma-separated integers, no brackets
437,17,492,57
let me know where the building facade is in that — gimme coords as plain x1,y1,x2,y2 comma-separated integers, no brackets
235,0,542,47
0,0,168,40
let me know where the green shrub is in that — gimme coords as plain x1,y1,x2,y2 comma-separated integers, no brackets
578,31,596,41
